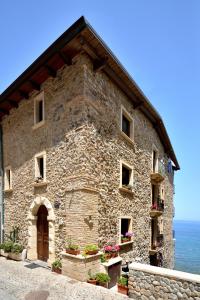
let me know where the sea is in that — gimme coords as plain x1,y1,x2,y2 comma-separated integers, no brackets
174,220,200,275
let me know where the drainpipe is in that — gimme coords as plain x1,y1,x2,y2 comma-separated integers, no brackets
0,125,4,243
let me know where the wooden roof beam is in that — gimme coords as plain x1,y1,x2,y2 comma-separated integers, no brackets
8,100,19,108
58,51,72,65
93,58,107,72
29,80,40,91
19,90,29,100
0,108,9,115
45,65,57,78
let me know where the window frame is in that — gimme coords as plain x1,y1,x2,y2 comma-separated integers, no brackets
34,151,46,182
120,105,134,141
4,166,12,191
119,216,133,244
120,160,134,189
152,145,159,173
33,91,45,129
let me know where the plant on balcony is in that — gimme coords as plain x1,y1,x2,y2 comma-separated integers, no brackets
52,259,62,274
104,244,120,259
121,232,134,243
118,276,128,295
151,203,158,210
3,241,14,253
65,238,80,255
84,244,99,255
87,269,97,285
96,272,110,288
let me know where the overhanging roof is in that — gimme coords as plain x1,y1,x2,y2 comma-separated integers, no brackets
0,16,180,170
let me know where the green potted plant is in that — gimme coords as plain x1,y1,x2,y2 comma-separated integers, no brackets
87,269,97,285
10,243,24,261
84,244,99,255
66,238,80,255
52,259,62,274
96,272,110,288
117,276,128,295
0,243,4,256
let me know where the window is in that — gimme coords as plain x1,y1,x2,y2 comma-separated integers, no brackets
35,152,46,181
4,167,12,190
152,147,158,172
120,106,134,140
120,161,133,189
34,92,44,126
120,217,132,243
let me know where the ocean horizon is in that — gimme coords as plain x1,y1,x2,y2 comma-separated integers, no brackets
174,219,200,275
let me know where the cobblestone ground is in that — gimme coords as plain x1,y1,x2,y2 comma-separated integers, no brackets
0,257,129,300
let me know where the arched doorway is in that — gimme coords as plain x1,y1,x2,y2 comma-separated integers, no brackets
27,196,55,265
37,205,49,261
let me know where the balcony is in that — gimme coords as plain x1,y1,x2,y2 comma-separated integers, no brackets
150,198,164,217
151,161,165,183
149,234,164,255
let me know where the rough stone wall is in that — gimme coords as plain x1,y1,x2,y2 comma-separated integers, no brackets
129,262,200,300
81,55,175,267
2,54,99,256
2,52,175,267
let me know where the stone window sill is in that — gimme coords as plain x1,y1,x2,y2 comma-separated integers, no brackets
119,241,133,247
101,256,122,267
32,120,45,130
4,188,13,193
120,131,134,146
119,187,134,195
33,181,48,187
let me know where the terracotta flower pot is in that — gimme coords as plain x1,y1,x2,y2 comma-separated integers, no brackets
87,279,97,285
111,252,118,258
85,250,98,255
105,253,112,260
66,249,80,255
118,284,128,295
98,282,108,288
52,267,62,274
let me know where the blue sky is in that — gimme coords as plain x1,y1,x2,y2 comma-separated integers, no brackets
0,1,199,220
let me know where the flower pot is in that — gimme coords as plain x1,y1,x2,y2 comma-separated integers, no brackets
111,252,118,258
121,239,129,243
118,284,128,295
9,252,22,261
105,253,112,260
85,250,98,255
52,267,62,274
66,249,80,255
98,282,108,288
1,250,9,258
87,279,97,285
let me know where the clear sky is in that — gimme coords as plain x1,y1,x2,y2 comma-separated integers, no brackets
0,1,199,221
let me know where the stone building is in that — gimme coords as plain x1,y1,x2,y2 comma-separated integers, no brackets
0,17,179,268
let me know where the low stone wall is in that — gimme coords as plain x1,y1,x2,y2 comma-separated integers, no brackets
128,262,200,300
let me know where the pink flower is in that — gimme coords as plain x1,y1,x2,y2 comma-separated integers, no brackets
125,232,134,237
113,245,120,251
104,245,112,252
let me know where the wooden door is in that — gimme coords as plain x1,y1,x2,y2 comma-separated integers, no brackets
37,205,49,261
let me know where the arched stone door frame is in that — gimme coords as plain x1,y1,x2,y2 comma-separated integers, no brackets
27,196,55,265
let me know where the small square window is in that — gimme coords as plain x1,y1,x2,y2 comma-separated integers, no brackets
121,106,134,140
34,92,44,126
122,166,131,186
35,152,46,181
120,161,133,190
120,217,132,243
4,167,12,190
152,148,158,173
122,115,130,137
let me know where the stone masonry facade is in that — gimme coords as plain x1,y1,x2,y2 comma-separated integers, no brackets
2,51,175,266
128,262,200,300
